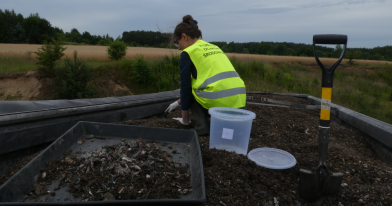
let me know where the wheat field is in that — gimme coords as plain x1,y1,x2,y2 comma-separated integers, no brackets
0,43,389,65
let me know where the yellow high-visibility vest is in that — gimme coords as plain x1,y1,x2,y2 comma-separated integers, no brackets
183,39,246,109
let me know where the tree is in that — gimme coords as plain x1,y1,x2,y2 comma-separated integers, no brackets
11,22,26,43
55,51,96,99
346,50,363,64
242,48,250,54
122,30,171,47
82,31,92,44
334,44,343,58
256,44,271,55
132,54,150,83
70,28,82,43
34,40,66,73
107,40,128,61
235,44,243,53
53,27,65,41
0,15,12,43
287,48,297,56
221,45,229,52
23,14,54,44
298,47,313,57
228,41,235,53
275,44,288,55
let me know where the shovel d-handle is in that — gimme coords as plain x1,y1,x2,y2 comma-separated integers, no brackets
313,34,348,88
314,35,347,45
314,34,347,127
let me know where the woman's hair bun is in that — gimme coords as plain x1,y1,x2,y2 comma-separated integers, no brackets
182,15,194,23
174,14,202,39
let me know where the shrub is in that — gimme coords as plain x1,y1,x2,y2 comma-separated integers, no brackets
250,60,265,78
5,94,13,101
378,70,392,86
107,40,128,61
275,70,284,87
283,73,293,91
132,54,150,83
55,51,97,99
149,54,180,92
312,77,319,87
34,40,66,73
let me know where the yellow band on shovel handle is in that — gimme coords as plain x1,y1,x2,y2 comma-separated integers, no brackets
320,87,332,121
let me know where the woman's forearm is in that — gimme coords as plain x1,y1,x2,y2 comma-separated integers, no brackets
182,110,190,124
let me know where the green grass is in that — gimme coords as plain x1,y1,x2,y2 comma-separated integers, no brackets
332,67,392,124
0,51,38,75
89,54,181,94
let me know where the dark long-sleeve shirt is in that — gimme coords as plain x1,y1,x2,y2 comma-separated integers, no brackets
180,51,197,110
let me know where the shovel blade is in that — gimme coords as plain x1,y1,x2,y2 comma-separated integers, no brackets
298,168,343,202
299,169,320,201
323,172,343,196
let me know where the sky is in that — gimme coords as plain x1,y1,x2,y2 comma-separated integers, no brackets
2,0,391,48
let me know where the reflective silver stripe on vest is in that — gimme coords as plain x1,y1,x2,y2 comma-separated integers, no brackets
198,71,240,90
195,87,246,99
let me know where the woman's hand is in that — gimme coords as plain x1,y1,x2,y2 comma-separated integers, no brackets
173,118,191,125
173,110,191,125
165,99,180,113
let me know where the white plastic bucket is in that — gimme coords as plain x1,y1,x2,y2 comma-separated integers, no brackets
208,107,256,155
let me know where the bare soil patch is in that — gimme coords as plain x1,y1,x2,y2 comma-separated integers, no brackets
91,77,133,97
0,71,41,100
0,70,133,100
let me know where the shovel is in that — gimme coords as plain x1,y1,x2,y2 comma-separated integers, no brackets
157,111,169,119
298,34,347,202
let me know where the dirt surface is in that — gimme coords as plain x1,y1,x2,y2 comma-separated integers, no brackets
1,94,392,205
0,150,42,186
91,77,133,98
0,71,41,100
23,137,191,202
0,70,133,100
118,94,392,205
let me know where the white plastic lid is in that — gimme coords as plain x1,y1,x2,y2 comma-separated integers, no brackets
208,107,256,120
247,148,296,169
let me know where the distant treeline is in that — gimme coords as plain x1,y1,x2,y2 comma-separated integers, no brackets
210,42,392,61
0,9,115,45
122,31,171,48
1,9,391,61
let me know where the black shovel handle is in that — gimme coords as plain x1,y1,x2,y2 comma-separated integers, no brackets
314,34,347,45
313,34,348,87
